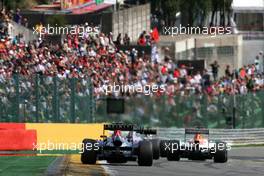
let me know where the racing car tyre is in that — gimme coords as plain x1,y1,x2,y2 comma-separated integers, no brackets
151,139,160,160
160,140,169,157
81,139,97,164
214,141,228,163
166,140,180,161
138,141,153,166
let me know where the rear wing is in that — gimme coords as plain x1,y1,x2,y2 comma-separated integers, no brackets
185,128,209,135
136,128,157,135
104,124,134,131
103,123,157,135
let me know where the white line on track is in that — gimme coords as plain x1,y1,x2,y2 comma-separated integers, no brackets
98,161,119,176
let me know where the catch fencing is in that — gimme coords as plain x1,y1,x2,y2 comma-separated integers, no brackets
0,74,95,123
1,75,264,129
96,92,264,129
158,128,264,145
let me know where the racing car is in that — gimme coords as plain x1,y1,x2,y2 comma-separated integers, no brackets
81,123,160,166
160,128,228,163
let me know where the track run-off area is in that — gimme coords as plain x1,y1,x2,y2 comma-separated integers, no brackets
61,147,264,176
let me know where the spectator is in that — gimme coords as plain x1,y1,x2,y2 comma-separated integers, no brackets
202,69,211,88
239,82,247,94
225,65,232,78
123,33,130,46
246,77,254,91
115,33,122,46
13,8,22,24
239,67,246,79
137,32,146,46
210,60,219,81
22,18,28,28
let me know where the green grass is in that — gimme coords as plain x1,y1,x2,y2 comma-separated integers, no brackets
0,156,56,176
3,150,80,155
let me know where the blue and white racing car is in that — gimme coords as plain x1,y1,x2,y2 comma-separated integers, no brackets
81,123,160,166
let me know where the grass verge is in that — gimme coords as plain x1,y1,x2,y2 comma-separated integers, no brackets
0,156,56,176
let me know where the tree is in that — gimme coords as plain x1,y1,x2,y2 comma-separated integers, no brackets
179,0,194,26
46,15,67,27
210,0,233,27
210,0,218,26
151,0,233,28
197,0,211,27
225,0,233,26
161,0,179,26
180,0,211,27
37,0,50,4
4,0,37,10
150,0,160,13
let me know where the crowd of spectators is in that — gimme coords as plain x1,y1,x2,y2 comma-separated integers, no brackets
0,37,264,99
0,10,264,100
1,9,264,123
0,9,13,38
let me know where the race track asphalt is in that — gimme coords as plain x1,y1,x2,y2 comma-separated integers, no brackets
63,147,264,176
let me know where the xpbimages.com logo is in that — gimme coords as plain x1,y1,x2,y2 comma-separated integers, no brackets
163,141,231,154
33,24,100,39
163,24,232,36
32,140,100,154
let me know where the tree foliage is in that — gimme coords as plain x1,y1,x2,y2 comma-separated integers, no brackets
161,0,180,26
3,0,52,10
46,15,67,27
151,0,233,27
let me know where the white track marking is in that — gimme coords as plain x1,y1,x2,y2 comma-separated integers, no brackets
98,161,119,176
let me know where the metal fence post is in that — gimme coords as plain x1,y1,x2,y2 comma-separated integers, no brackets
261,92,264,127
88,77,95,122
162,95,166,126
70,78,76,123
232,94,236,129
14,74,20,122
35,74,40,122
52,76,59,122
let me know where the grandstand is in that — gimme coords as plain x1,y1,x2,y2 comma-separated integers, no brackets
157,34,243,77
231,0,264,67
0,0,263,125
232,0,264,35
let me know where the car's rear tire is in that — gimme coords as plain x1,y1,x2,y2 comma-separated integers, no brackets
160,140,169,157
214,141,228,163
151,139,160,160
166,140,180,161
81,139,97,164
138,141,153,166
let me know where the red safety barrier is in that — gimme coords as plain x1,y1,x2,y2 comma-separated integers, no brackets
0,129,37,150
0,123,26,130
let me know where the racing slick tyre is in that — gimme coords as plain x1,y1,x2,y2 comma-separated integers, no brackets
151,139,160,160
160,140,169,157
81,139,97,164
166,140,180,161
214,141,228,163
138,141,153,166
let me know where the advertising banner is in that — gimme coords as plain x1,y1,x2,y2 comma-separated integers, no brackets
61,0,93,9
